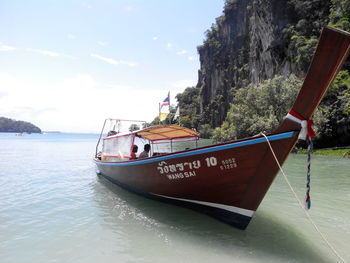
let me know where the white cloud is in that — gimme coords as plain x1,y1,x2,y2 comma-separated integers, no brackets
124,5,134,12
152,36,158,41
91,53,118,65
0,91,8,98
97,41,108,46
67,34,77,39
188,55,196,61
171,79,196,89
27,48,75,58
91,53,138,67
170,79,197,103
176,50,188,55
0,42,16,51
82,2,93,9
120,60,138,67
30,48,59,57
0,74,163,132
104,84,134,90
166,43,172,50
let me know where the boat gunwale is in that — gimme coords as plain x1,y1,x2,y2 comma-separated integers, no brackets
95,130,298,166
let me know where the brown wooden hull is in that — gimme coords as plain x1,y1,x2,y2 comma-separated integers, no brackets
95,131,298,229
94,26,350,230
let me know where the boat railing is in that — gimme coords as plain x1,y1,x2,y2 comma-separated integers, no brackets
95,118,147,158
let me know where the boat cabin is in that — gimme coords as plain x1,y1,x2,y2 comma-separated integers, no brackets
95,119,199,162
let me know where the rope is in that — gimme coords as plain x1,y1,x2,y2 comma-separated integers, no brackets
260,132,346,263
305,137,313,209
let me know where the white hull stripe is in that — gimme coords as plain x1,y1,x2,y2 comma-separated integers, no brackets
151,193,254,217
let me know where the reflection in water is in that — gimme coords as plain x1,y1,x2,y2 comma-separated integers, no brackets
2,132,347,263
93,175,331,263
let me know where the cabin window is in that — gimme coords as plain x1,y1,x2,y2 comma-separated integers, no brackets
102,134,134,160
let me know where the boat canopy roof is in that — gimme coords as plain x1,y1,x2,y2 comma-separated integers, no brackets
135,125,199,142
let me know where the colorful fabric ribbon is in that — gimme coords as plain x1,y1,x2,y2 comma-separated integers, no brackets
285,109,316,140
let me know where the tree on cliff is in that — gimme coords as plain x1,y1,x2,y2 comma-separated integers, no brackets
175,0,350,146
313,70,350,147
0,117,42,133
175,87,200,128
212,75,301,142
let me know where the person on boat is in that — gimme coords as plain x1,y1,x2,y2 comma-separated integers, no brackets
139,144,150,158
130,145,138,160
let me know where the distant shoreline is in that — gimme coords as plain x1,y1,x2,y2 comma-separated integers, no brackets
0,131,42,134
0,116,41,133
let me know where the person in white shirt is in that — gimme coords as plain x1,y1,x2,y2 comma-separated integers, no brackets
139,144,150,158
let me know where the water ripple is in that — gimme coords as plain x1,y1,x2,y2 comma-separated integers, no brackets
0,134,349,263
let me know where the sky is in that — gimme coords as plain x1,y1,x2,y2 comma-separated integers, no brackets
0,0,225,133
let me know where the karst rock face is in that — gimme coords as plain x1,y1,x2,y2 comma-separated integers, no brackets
196,0,329,127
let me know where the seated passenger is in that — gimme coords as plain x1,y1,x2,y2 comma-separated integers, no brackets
107,130,117,136
139,144,151,159
130,145,138,160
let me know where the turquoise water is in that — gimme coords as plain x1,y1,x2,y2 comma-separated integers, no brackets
0,132,349,263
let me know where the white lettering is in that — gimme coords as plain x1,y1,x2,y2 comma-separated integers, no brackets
205,157,217,167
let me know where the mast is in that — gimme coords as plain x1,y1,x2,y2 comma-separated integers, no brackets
168,91,170,125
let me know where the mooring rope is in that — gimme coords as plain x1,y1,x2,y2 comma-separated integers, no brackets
305,137,313,210
260,132,346,263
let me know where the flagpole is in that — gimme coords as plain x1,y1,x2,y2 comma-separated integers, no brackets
168,91,170,124
158,103,161,125
174,106,180,125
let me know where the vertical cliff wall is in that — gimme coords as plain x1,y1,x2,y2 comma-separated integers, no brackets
196,0,330,127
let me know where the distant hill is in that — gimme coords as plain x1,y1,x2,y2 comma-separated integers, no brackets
0,117,42,133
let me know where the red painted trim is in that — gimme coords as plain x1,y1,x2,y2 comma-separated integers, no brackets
104,133,199,142
152,137,199,144
102,154,131,158
130,134,136,154
151,135,199,142
103,133,134,140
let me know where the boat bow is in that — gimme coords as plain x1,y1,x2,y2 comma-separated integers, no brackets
94,26,350,229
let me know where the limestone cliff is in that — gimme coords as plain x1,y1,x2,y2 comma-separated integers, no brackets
196,0,330,127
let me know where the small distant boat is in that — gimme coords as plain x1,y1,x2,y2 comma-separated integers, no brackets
15,132,28,136
94,26,350,229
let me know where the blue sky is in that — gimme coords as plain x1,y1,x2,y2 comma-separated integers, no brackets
0,0,224,132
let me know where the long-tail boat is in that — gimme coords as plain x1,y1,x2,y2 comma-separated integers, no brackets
94,26,350,229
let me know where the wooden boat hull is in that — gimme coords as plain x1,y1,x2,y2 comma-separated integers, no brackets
95,131,298,229
94,26,350,229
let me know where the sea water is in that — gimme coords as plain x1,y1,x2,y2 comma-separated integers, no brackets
0,132,349,263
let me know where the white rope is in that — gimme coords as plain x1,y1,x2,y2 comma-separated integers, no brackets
260,132,346,263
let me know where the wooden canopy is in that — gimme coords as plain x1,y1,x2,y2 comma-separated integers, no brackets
135,125,199,142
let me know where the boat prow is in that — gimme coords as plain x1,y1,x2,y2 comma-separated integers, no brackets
94,27,350,229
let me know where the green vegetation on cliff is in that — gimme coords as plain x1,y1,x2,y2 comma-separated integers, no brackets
174,0,350,147
212,75,301,142
313,70,350,147
0,117,42,133
175,87,200,128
